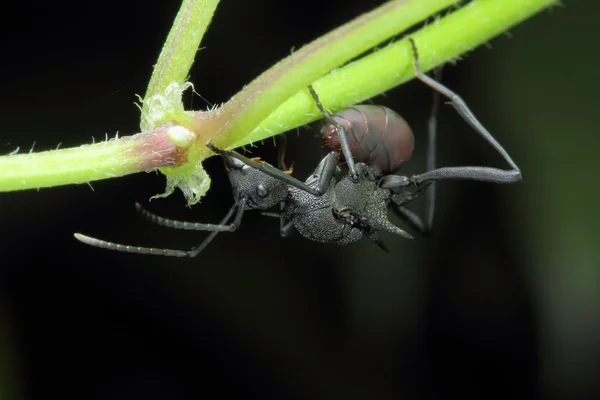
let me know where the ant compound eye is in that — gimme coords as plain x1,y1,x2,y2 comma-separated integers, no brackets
256,184,268,198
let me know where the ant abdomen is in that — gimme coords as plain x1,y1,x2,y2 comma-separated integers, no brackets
320,105,414,174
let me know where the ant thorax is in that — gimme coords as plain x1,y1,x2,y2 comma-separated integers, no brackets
281,162,403,246
333,164,398,235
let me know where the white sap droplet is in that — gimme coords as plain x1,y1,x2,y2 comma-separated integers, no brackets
167,126,196,148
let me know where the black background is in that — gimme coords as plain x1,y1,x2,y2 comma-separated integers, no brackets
1,1,599,399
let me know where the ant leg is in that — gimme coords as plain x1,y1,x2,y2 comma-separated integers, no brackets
384,65,444,233
207,143,336,196
186,202,246,257
259,205,295,238
135,201,243,232
307,85,359,182
424,66,443,232
391,206,428,235
380,60,442,235
381,164,519,186
74,201,242,257
260,211,280,218
280,219,295,238
410,165,520,184
367,233,390,252
387,181,432,235
407,38,522,184
308,151,339,194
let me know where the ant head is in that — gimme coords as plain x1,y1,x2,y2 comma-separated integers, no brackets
223,156,288,210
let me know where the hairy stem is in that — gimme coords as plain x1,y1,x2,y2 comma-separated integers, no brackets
0,126,186,191
211,0,457,148
0,0,557,195
230,0,559,147
141,0,220,131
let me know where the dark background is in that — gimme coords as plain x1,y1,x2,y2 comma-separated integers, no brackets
1,0,598,399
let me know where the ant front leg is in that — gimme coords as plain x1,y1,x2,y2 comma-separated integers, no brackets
406,38,522,185
206,143,337,196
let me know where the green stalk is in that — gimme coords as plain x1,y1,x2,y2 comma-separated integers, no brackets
0,127,184,191
231,0,559,147
141,0,220,131
212,0,458,148
0,0,558,195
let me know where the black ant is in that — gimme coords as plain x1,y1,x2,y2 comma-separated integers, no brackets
74,38,521,256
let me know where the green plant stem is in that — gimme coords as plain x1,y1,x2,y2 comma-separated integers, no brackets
231,0,558,147
212,0,458,148
0,0,557,193
141,0,220,131
0,126,185,191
